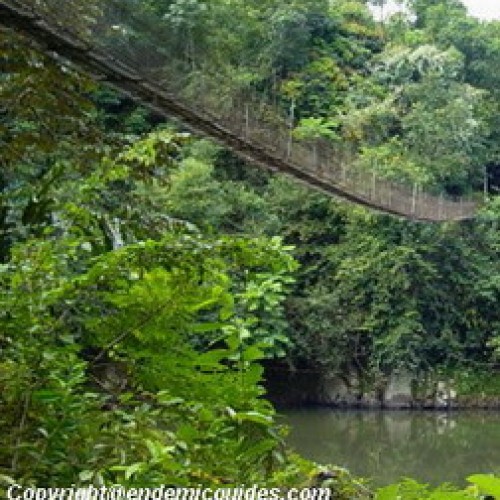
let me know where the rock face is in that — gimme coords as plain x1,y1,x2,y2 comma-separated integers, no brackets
321,376,357,406
320,373,381,407
435,380,457,409
264,365,483,409
383,371,413,409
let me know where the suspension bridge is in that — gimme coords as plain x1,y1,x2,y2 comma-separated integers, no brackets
0,0,478,221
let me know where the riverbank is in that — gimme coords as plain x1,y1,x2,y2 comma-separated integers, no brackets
265,364,500,409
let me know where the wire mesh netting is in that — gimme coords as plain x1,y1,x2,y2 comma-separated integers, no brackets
0,0,478,221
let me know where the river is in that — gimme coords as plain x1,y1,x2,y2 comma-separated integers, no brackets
284,409,500,486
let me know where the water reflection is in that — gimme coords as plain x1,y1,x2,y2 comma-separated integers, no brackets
284,410,500,486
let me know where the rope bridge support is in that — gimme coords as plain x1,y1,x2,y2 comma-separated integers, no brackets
0,0,478,222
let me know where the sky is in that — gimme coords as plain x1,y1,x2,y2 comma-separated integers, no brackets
462,0,500,20
375,0,500,21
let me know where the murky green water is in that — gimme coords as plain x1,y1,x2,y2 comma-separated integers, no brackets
284,409,500,486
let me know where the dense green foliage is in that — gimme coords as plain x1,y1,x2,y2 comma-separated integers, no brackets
1,0,500,496
376,474,500,499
